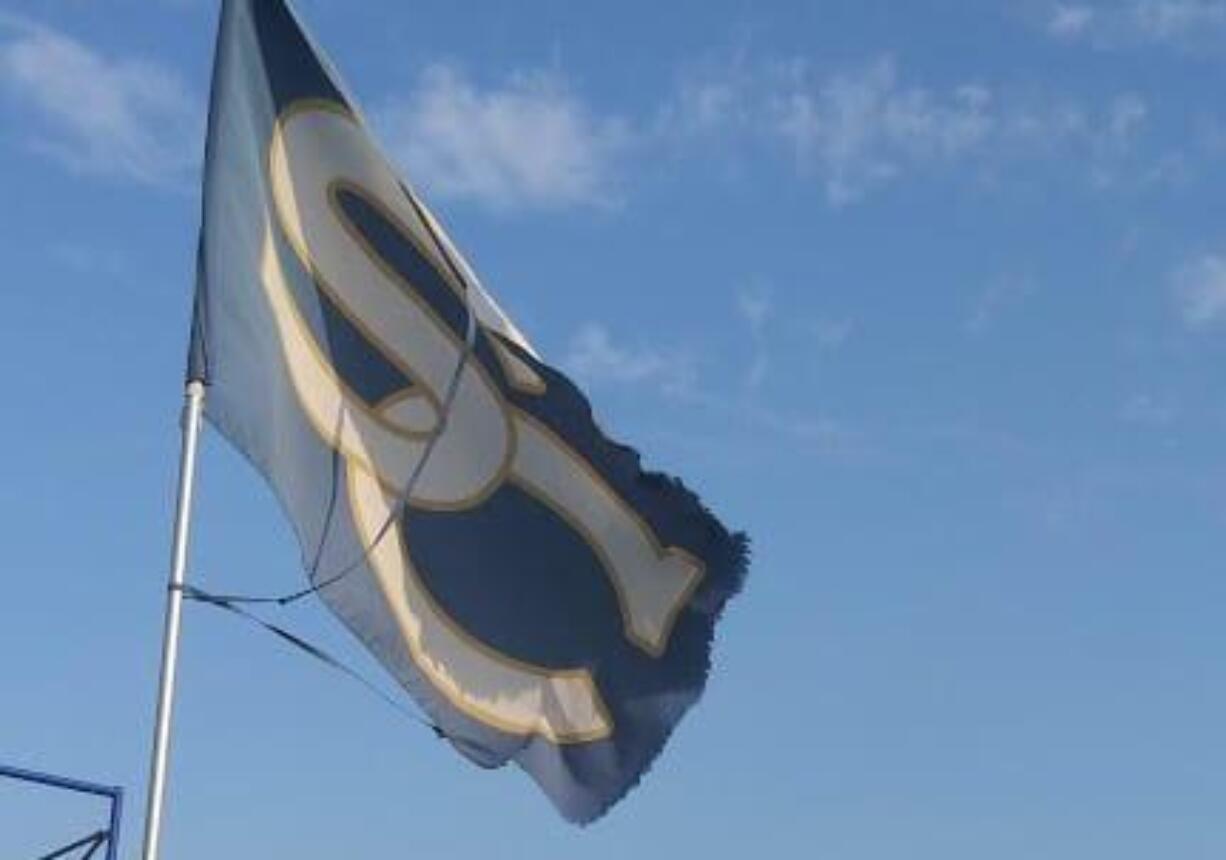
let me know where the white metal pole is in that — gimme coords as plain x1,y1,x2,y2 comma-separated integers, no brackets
140,379,206,860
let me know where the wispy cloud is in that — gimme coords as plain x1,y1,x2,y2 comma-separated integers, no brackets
562,323,695,394
661,54,1158,204
1044,1,1226,49
48,241,130,280
0,15,200,186
1106,94,1149,141
1049,5,1098,37
676,385,855,455
735,287,773,388
1120,393,1178,426
808,317,855,351
378,63,630,211
1134,0,1226,38
1088,93,1150,186
559,319,855,457
771,58,995,204
656,54,757,139
965,276,1039,335
1172,254,1226,328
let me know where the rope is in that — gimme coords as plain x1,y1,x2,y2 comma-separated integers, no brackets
77,834,105,860
175,584,446,740
175,188,483,749
204,185,479,610
36,831,106,860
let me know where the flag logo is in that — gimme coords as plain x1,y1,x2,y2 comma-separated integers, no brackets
191,0,746,822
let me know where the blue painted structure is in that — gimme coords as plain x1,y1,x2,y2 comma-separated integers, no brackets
0,763,122,860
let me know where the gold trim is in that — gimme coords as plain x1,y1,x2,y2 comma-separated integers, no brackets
489,332,547,396
372,386,438,435
268,102,516,510
261,98,710,747
510,409,707,657
347,465,613,743
259,230,432,441
260,228,510,511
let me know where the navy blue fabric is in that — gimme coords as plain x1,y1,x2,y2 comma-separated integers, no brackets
190,0,748,824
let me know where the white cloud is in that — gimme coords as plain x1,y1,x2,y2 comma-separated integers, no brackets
1107,93,1148,142
562,323,695,394
561,319,855,457
378,64,629,211
1173,254,1226,328
0,16,200,185
735,292,853,387
809,317,855,350
1049,5,1097,37
1044,1,1226,48
1197,115,1226,156
966,276,1038,335
1133,0,1226,38
656,56,757,139
663,54,1154,204
771,58,995,204
736,288,773,388
736,289,772,338
1087,93,1150,186
1120,393,1178,426
668,383,857,456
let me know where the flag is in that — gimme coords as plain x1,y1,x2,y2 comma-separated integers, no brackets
190,0,747,823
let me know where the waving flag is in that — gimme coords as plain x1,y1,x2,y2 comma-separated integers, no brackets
190,0,747,823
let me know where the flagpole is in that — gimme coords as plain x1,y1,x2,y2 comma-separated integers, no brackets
140,379,206,860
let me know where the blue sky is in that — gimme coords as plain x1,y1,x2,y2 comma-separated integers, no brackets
1,0,1225,857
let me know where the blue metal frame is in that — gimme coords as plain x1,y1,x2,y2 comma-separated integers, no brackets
0,764,123,860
